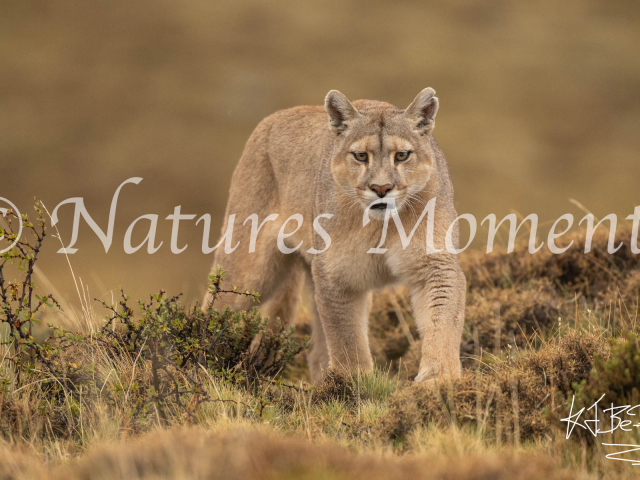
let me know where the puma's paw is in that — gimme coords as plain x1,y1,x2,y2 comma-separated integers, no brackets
414,360,460,383
413,367,437,383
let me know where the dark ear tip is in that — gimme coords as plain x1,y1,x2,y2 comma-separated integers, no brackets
406,88,439,112
422,87,436,97
324,90,343,106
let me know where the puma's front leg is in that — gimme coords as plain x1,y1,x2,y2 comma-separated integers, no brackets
410,256,466,382
313,280,373,377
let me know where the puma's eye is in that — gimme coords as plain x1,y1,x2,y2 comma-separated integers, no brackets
395,151,410,162
352,152,368,162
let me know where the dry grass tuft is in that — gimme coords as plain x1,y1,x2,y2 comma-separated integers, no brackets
380,330,608,443
1,427,585,480
311,369,359,405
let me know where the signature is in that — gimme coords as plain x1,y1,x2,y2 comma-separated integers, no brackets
562,394,640,465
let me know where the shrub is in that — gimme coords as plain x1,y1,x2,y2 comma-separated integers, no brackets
378,330,607,443
548,332,640,443
0,202,307,439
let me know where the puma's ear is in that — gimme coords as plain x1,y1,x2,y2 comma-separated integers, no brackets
324,90,359,134
405,88,439,133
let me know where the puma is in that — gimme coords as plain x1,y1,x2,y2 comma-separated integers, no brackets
205,88,466,383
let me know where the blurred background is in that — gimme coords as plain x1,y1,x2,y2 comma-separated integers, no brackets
1,0,640,312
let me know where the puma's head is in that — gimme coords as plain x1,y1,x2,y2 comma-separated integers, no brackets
325,88,439,218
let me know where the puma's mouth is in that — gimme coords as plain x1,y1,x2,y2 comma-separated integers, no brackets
370,203,387,210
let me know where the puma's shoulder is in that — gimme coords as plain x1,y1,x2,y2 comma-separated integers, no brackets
253,105,333,169
263,105,330,142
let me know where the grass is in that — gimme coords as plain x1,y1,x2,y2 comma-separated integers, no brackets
3,218,640,478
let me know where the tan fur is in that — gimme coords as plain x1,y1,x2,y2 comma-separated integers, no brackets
204,89,466,383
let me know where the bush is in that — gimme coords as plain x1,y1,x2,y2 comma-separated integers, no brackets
0,202,307,439
548,332,640,443
379,330,608,443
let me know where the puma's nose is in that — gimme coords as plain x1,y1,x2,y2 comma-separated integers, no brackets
370,184,394,198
